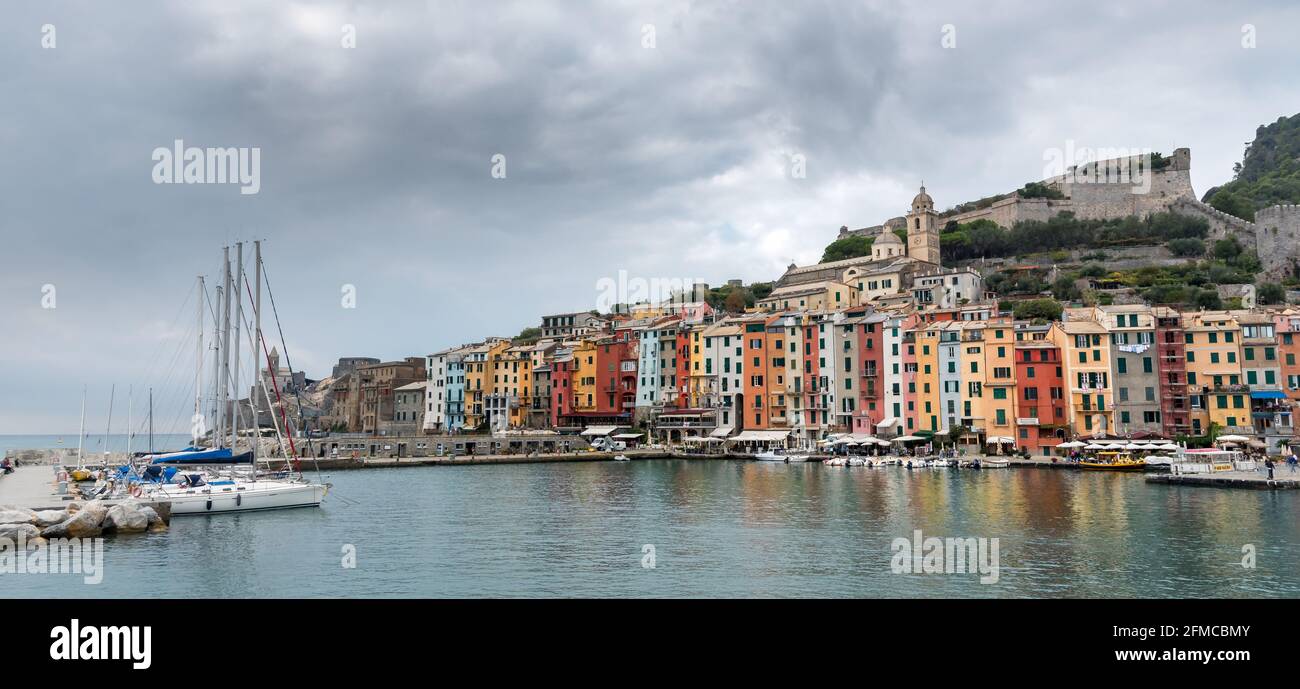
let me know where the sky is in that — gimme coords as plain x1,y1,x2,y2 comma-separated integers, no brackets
2,0,1299,434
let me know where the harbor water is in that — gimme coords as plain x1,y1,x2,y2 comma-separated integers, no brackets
5,459,1299,598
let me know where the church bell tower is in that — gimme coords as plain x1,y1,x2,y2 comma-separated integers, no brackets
906,184,941,265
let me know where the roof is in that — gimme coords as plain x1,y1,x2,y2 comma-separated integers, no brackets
729,430,792,442
395,381,428,391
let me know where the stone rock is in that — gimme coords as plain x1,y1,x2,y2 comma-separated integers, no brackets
138,505,163,527
103,503,149,534
65,500,84,514
40,521,69,538
31,510,68,527
55,500,108,539
0,508,37,524
0,522,41,542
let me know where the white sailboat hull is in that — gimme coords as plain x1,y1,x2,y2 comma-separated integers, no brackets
146,480,327,515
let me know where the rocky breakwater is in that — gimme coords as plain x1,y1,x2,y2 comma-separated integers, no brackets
0,499,169,547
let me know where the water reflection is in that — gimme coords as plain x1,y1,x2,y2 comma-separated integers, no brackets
5,461,1298,598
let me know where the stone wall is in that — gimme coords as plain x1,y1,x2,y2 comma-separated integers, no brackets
1254,205,1300,279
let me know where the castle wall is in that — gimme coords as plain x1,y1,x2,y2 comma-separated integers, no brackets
1254,205,1300,279
942,196,1065,227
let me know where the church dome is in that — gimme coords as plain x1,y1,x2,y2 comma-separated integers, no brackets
876,229,902,245
911,185,933,212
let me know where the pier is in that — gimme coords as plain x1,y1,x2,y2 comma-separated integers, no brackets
0,465,171,520
1146,470,1300,490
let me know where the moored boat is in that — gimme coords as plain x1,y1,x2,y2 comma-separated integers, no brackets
756,449,810,462
1079,451,1146,471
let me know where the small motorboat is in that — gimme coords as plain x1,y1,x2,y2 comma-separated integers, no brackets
613,454,630,462
982,457,1011,468
756,449,810,463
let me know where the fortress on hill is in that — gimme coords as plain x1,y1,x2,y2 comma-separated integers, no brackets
835,148,1300,279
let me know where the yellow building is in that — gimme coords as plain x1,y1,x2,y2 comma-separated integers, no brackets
1183,311,1247,435
757,280,858,312
462,339,509,429
914,321,944,434
943,319,1016,449
571,339,599,412
494,344,534,428
1049,320,1114,436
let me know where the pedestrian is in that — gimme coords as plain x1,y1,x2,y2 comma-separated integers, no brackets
1265,458,1275,480
1288,454,1298,473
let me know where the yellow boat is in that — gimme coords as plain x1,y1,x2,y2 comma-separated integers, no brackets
1079,451,1147,471
69,468,93,481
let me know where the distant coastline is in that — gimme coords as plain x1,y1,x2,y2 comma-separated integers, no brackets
0,433,194,454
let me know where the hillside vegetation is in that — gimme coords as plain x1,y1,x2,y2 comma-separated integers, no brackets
1206,112,1300,221
939,212,1208,263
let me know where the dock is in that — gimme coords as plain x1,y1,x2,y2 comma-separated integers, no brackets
1146,469,1300,490
0,465,172,520
0,465,85,510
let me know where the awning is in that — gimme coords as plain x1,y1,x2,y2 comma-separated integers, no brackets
876,416,899,428
729,430,792,442
1250,390,1288,400
581,425,619,437
612,433,642,440
709,426,734,438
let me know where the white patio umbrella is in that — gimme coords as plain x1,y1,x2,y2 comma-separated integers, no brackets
1084,443,1106,450
893,435,925,442
1057,441,1085,449
1124,443,1145,450
1156,442,1180,451
1216,435,1249,443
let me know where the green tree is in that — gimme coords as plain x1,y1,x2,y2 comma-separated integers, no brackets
1258,281,1287,305
1213,237,1243,262
1193,289,1223,310
515,326,542,343
1167,237,1205,257
821,235,872,263
1078,263,1107,278
723,290,747,313
1051,275,1080,301
1012,298,1064,321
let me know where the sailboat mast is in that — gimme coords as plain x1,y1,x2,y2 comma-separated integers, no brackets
195,275,206,445
149,387,154,454
220,246,233,449
77,386,85,462
104,384,115,457
233,242,243,455
255,239,264,455
210,283,222,446
126,385,133,458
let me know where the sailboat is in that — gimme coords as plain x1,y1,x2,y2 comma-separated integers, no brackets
126,241,329,514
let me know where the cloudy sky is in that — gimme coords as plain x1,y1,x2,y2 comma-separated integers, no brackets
3,0,1299,434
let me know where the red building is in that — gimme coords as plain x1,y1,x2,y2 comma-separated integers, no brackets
847,310,888,433
1013,341,1067,452
1153,306,1192,437
548,353,574,429
597,334,637,417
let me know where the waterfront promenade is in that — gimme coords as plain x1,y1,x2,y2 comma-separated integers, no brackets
0,465,80,510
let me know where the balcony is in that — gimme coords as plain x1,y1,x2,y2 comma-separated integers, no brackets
655,418,717,429
1210,384,1251,394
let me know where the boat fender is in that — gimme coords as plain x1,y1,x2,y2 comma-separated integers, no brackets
129,484,142,498
236,494,242,507
205,499,212,511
